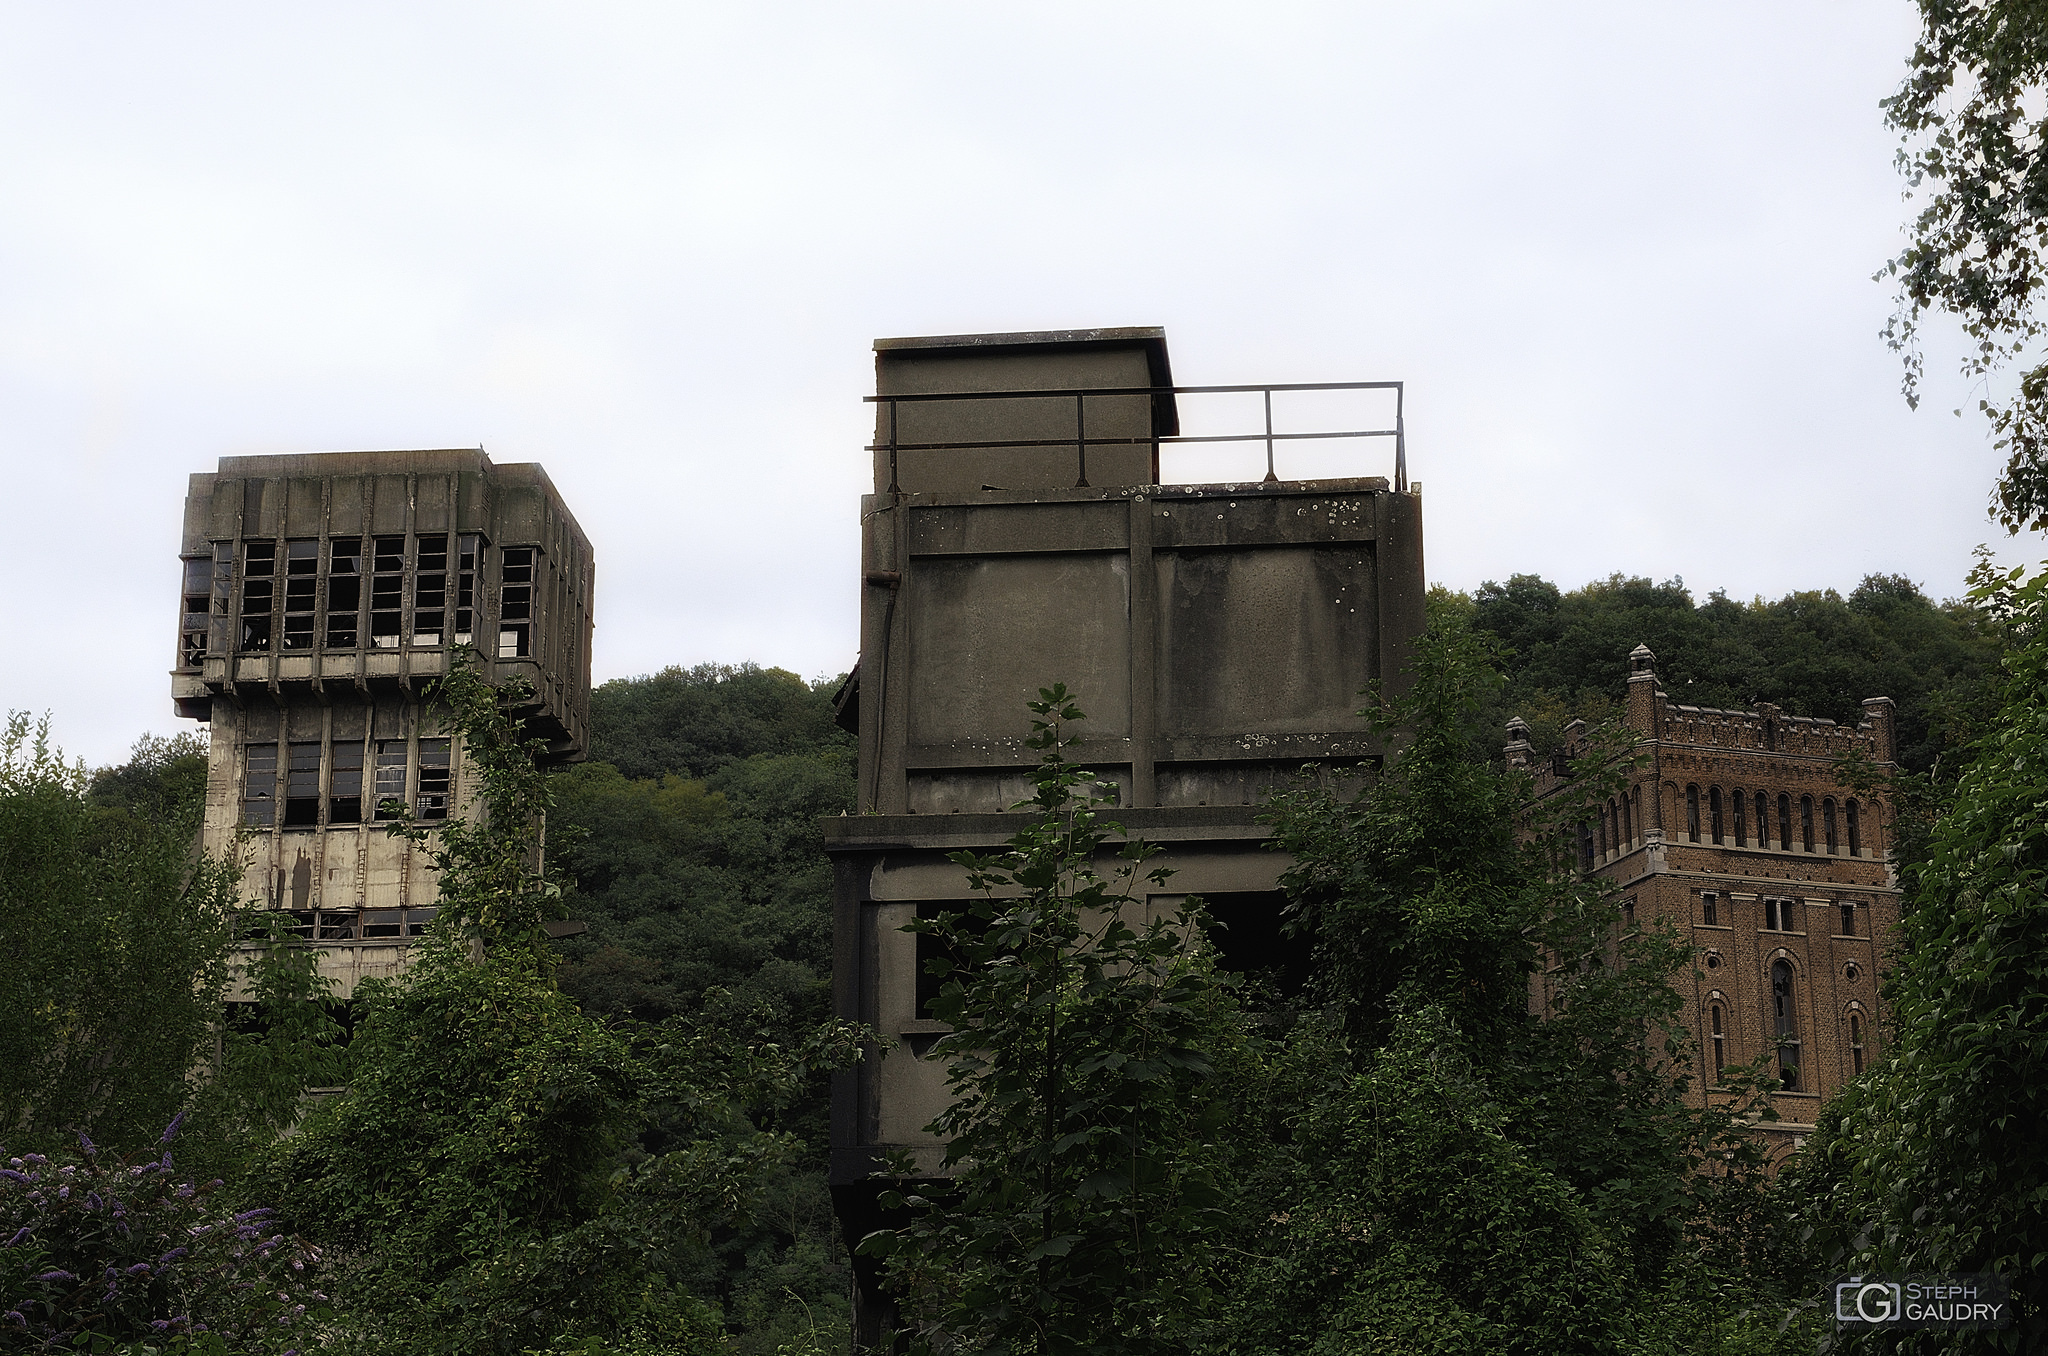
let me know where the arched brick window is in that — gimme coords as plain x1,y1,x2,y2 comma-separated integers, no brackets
1823,798,1839,854
1848,1008,1866,1075
1709,786,1724,844
1778,794,1793,851
1687,784,1701,842
1620,790,1633,847
1771,959,1800,1090
1801,795,1815,852
1846,798,1861,856
1756,791,1771,847
1732,787,1746,845
1710,1002,1727,1081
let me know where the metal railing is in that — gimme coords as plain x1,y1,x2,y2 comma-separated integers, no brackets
864,381,1406,494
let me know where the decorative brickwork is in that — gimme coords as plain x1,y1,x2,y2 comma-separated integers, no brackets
1513,643,1898,1154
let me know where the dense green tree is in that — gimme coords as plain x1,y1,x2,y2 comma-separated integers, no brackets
1780,560,2048,1352
864,686,1245,1356
1467,570,1999,772
589,663,852,782
0,717,240,1157
1883,0,2048,534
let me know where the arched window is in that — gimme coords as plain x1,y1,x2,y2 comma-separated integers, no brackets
1778,794,1793,852
1848,1009,1865,1075
1732,787,1746,846
1846,799,1861,856
1631,786,1641,844
1771,959,1799,1090
1710,1003,1726,1081
1709,786,1724,844
1757,791,1771,847
1801,796,1815,852
1823,798,1839,854
1687,784,1701,842
1620,790,1633,847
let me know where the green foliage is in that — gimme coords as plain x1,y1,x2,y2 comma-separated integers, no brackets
1883,1,2048,533
0,716,240,1157
588,664,852,784
0,1122,327,1354
1467,570,1998,773
259,657,865,1355
1779,560,2048,1353
863,685,1243,1356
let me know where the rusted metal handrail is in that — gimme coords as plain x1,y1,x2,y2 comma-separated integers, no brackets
865,381,1406,494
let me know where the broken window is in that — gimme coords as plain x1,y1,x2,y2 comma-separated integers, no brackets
370,535,405,647
498,546,533,658
373,740,407,819
283,741,321,827
1702,892,1717,926
454,534,478,646
281,540,318,649
243,742,278,826
360,910,404,939
406,907,438,936
413,534,447,646
317,911,357,941
327,539,361,648
240,540,275,651
417,738,451,820
329,740,363,825
1846,798,1862,855
1710,1004,1726,1081
1771,959,1799,1090
180,557,214,665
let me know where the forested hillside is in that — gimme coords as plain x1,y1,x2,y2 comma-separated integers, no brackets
1461,570,1999,773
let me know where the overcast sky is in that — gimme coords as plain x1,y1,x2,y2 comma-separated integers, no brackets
3,2,2042,769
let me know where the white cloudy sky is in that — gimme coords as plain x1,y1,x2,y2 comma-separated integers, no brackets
3,2,2043,769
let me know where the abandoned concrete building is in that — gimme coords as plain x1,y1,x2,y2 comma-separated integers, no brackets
825,327,1428,1341
171,448,594,997
1512,644,1899,1152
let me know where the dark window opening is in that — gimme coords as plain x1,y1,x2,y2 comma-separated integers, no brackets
1706,950,1720,969
1800,796,1815,852
406,907,438,936
1202,892,1312,1008
371,536,405,647
374,741,407,820
1777,794,1792,851
1846,799,1862,856
280,542,318,650
240,540,275,651
283,741,321,827
1622,897,1635,924
1620,789,1633,846
327,540,361,648
1710,1004,1726,1081
1578,822,1595,873
361,910,404,939
1849,1011,1864,1075
1686,784,1701,842
1754,791,1769,847
1702,893,1717,926
1772,959,1799,1090
417,738,451,820
1823,798,1839,854
454,534,479,644
1596,806,1608,858
499,546,534,659
1709,785,1724,844
286,911,316,939
329,741,363,825
243,742,277,826
1839,902,1855,937
1731,787,1746,846
414,535,448,646
318,911,357,941
1764,898,1780,931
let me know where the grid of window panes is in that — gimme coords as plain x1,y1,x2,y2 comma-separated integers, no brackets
219,531,506,657
244,907,439,942
241,736,454,830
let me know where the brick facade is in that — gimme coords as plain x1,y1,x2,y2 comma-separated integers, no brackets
1513,643,1898,1152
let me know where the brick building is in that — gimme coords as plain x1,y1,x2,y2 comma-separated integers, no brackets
1512,642,1898,1150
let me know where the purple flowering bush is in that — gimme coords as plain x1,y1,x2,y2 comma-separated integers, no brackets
0,1116,326,1353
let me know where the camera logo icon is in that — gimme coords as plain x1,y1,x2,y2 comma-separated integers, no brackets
1836,1277,1902,1323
